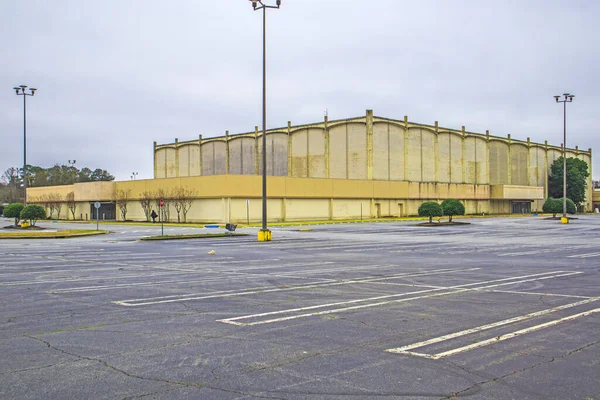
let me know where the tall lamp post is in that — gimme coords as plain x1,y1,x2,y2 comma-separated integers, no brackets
554,93,575,223
132,172,139,180
68,159,77,184
249,0,281,242
13,85,37,206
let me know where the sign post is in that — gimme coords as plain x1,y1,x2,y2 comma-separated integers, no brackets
159,199,164,236
94,202,101,230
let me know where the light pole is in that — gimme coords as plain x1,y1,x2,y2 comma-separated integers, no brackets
554,93,575,222
132,172,139,180
13,85,37,206
68,159,77,184
249,0,281,242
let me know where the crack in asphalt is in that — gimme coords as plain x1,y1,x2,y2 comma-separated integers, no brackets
442,339,600,399
23,335,286,400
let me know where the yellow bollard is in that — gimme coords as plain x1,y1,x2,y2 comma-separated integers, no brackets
561,217,569,224
258,229,272,242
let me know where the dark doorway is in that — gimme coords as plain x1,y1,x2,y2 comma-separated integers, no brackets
90,202,116,221
512,201,531,214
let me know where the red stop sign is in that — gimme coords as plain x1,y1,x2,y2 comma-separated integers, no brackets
159,199,164,207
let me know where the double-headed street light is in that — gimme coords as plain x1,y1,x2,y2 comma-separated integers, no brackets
68,159,77,184
249,0,281,242
132,172,139,180
13,85,37,206
554,93,575,222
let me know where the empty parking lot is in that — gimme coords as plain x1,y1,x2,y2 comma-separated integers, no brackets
1,217,599,399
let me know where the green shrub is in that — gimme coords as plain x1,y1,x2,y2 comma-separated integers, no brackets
542,198,562,217
566,198,576,214
441,199,465,222
20,205,46,226
3,203,24,226
418,201,443,223
543,198,576,217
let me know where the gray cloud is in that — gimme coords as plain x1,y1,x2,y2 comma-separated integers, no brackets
2,0,598,180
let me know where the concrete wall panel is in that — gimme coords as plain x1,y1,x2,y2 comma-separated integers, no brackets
489,141,509,184
308,128,326,178
329,125,347,179
155,148,166,179
389,124,404,181
178,145,190,177
347,123,367,179
422,129,436,182
475,138,488,184
510,144,528,185
437,133,451,183
450,134,463,183
189,145,200,176
165,148,177,178
201,142,215,175
290,130,308,177
406,128,422,181
464,137,476,184
373,123,390,180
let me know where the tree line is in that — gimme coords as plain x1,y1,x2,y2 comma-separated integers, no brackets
0,164,115,203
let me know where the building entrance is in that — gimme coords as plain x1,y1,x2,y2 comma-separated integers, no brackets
512,201,531,214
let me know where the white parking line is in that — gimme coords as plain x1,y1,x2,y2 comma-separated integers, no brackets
567,252,600,258
385,297,600,359
217,271,582,326
113,268,480,306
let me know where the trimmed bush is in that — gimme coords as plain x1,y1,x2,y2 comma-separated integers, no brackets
418,201,443,223
566,198,576,214
3,203,24,226
542,198,562,217
543,197,576,217
441,199,465,222
20,205,46,226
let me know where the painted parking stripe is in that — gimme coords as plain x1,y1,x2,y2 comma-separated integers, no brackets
385,297,600,358
217,271,582,326
113,268,480,306
567,252,600,258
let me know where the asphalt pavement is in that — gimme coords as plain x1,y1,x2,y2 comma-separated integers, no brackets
1,216,599,399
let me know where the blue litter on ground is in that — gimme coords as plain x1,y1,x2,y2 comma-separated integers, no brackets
205,225,219,228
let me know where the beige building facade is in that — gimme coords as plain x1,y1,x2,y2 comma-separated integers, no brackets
27,110,592,222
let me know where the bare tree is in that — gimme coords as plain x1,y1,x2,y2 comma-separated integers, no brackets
181,187,196,223
154,188,172,222
47,193,63,219
139,190,153,222
66,192,76,220
114,188,132,221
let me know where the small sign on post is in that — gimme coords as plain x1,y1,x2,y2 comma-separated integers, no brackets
94,202,101,230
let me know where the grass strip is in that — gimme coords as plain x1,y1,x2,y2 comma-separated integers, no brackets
0,230,109,239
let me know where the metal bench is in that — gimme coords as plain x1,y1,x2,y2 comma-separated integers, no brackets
225,223,237,234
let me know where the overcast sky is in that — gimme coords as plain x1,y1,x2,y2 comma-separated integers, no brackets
2,0,599,181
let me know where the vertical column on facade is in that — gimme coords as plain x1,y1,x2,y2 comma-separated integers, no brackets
366,109,374,180
281,198,287,222
345,123,349,179
287,121,292,177
329,198,333,220
461,127,466,183
403,116,409,181
225,131,230,174
507,134,512,184
544,140,549,199
324,116,330,178
434,121,439,182
198,135,203,176
387,122,391,180
255,126,260,175
153,141,157,178
175,138,179,177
